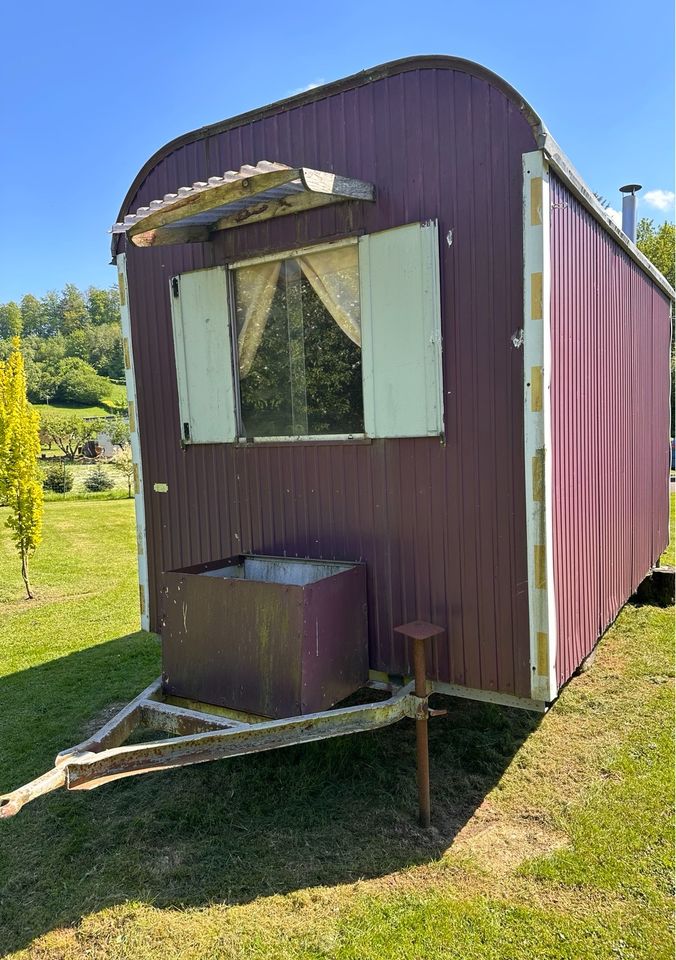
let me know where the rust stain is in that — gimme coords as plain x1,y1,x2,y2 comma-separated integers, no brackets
531,272,543,319
536,631,549,675
534,545,546,589
532,449,545,502
531,366,543,412
530,177,543,226
118,270,127,307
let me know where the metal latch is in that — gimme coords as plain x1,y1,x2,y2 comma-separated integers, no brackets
171,276,180,298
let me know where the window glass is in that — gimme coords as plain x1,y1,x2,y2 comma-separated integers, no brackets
234,245,363,438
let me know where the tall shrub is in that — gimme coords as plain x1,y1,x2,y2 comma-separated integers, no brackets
0,338,44,598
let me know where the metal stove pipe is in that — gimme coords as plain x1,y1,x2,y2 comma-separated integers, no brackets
620,183,642,242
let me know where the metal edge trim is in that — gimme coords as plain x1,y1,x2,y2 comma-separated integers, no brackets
117,253,150,631
522,151,558,703
541,133,675,301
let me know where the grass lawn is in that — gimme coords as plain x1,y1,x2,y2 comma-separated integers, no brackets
40,460,130,499
32,380,127,420
0,499,673,959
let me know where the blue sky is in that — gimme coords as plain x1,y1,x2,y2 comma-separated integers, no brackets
1,0,673,302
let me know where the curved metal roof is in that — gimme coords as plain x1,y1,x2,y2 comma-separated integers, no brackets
113,54,673,299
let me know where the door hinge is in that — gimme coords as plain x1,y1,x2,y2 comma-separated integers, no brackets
172,276,180,298
183,422,191,442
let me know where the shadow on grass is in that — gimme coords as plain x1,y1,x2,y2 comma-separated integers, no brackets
0,632,540,955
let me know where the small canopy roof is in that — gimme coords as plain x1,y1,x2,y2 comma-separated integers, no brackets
111,160,375,248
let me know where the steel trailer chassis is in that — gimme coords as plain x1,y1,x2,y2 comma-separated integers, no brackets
0,623,444,824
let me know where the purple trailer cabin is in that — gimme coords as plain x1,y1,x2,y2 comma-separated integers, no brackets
3,54,673,821
109,55,672,713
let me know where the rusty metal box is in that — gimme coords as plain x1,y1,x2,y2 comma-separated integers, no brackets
161,555,368,719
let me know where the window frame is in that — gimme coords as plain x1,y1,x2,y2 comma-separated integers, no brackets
227,235,367,444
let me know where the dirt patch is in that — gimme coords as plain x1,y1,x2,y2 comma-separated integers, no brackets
80,701,128,738
1,589,95,615
147,847,186,878
448,800,568,874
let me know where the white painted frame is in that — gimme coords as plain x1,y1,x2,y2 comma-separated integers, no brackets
117,253,150,631
235,434,367,444
229,235,358,270
228,237,362,442
522,151,557,702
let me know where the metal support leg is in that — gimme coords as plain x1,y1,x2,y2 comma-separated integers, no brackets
394,620,445,828
412,636,431,827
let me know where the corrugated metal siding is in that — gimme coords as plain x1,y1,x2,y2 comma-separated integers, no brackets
550,174,671,687
122,64,536,698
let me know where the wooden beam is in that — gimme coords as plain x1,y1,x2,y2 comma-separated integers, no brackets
300,169,375,200
210,189,347,232
126,167,375,247
130,224,211,248
129,193,340,247
126,168,303,240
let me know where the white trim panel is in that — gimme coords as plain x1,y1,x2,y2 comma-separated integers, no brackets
359,220,444,439
522,151,557,702
117,253,150,631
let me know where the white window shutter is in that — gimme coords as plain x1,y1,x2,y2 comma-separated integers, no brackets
169,266,237,444
359,221,443,439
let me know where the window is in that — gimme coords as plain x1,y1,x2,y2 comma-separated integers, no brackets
233,244,363,438
169,220,443,445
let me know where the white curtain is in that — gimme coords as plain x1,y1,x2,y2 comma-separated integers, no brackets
236,260,282,377
298,245,361,347
235,245,361,376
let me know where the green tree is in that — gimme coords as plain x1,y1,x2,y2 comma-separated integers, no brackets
35,333,66,366
20,294,46,337
65,323,125,379
40,291,63,337
107,416,131,448
636,219,675,288
0,338,44,598
111,443,135,497
0,302,23,339
87,286,120,326
54,357,107,404
91,324,125,379
63,327,91,363
40,411,101,461
637,218,675,429
30,362,61,405
59,284,89,336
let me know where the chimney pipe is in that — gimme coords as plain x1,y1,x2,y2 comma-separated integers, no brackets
619,183,642,242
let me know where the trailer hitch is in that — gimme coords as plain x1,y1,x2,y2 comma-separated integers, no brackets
1,679,417,819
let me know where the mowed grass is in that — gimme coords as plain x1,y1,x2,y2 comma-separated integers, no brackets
40,461,130,500
0,500,673,959
31,379,127,421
